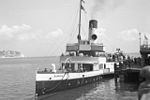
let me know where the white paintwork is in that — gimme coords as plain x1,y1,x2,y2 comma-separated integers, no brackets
93,64,99,71
52,64,57,73
106,62,114,73
98,57,106,63
36,56,115,82
36,70,104,81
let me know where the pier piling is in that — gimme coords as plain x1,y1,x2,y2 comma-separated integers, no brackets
138,66,150,100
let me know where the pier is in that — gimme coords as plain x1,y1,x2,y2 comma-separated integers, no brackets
114,41,150,83
114,63,144,83
114,42,150,100
138,43,150,100
120,68,142,82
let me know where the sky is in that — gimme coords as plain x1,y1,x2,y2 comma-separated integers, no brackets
0,0,150,57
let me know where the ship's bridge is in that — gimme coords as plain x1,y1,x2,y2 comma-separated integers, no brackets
60,56,106,64
66,40,104,52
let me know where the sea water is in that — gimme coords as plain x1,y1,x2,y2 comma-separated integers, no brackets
0,57,138,100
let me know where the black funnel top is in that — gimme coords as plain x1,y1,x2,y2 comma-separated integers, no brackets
89,20,98,28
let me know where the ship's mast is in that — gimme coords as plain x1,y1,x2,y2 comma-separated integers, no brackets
77,0,83,43
139,32,141,49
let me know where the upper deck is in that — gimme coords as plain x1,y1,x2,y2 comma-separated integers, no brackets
66,40,104,52
60,56,106,64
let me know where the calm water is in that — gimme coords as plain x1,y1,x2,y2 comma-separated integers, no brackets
0,57,138,100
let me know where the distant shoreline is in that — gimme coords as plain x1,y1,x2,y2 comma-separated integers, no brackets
0,50,24,58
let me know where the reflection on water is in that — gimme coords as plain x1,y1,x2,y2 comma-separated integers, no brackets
115,81,139,100
115,81,139,92
38,79,138,100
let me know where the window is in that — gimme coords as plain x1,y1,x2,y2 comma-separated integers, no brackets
104,64,106,69
99,64,103,69
83,64,93,71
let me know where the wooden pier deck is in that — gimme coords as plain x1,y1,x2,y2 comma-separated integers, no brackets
115,63,145,83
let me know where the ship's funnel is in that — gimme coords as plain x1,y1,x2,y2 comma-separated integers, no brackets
89,20,97,28
88,20,98,41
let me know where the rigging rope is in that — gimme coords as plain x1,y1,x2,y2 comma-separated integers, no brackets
42,57,72,94
49,4,80,55
41,72,69,95
68,6,79,43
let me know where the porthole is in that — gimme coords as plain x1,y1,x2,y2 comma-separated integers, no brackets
68,83,71,86
77,80,80,84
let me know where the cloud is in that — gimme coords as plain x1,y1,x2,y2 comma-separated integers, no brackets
118,29,139,41
0,24,31,34
50,28,63,37
90,0,124,18
0,24,32,40
0,24,63,40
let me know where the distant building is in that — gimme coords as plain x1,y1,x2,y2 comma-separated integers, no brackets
0,50,24,58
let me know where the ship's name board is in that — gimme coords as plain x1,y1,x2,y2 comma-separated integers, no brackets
54,75,64,77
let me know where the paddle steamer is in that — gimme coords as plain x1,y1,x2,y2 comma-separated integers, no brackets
36,0,115,97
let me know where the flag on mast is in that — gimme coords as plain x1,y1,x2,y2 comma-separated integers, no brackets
81,0,85,3
81,0,86,13
81,5,86,13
